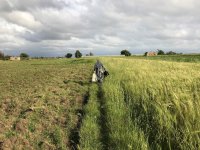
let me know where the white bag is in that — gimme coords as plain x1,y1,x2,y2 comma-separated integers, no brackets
92,72,97,82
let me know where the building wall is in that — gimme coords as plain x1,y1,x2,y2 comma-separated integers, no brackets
10,57,21,61
147,52,157,56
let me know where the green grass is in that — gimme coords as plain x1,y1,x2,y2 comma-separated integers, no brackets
0,58,94,149
132,54,200,62
79,84,103,150
99,57,200,149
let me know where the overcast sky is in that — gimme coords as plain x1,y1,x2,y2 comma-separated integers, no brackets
0,0,200,56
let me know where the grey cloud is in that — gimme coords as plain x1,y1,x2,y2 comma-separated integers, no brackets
22,30,71,42
0,0,12,12
1,0,200,56
0,0,68,12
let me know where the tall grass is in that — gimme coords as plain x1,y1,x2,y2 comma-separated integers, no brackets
103,75,148,150
79,84,103,150
132,54,200,62
101,58,200,149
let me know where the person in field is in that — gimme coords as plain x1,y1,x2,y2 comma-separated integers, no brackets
93,60,109,83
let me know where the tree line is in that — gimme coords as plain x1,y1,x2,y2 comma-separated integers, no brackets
65,50,82,58
120,49,183,57
0,51,29,60
0,49,183,60
0,50,93,60
156,49,183,55
65,50,94,58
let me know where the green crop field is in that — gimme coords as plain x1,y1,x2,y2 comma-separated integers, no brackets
0,56,200,150
80,56,200,150
132,54,200,63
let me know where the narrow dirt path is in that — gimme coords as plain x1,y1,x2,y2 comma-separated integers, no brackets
69,91,89,150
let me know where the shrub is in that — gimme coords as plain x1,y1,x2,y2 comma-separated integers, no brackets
65,53,72,58
166,51,177,55
20,53,29,59
157,49,165,55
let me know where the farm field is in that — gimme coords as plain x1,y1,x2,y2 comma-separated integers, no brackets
80,57,200,149
0,56,200,150
132,54,200,62
0,58,94,149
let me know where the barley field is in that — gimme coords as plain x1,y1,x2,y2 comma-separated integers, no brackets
132,54,200,62
80,56,200,150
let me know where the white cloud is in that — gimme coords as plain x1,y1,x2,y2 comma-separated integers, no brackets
2,11,42,30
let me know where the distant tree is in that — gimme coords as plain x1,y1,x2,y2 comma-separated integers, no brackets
166,51,177,55
144,52,148,56
89,52,94,56
157,49,165,55
4,55,11,60
85,52,94,56
75,50,82,58
65,53,72,58
0,51,4,60
121,50,131,56
20,53,29,59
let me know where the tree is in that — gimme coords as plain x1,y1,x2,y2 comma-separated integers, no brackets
144,52,148,56
86,52,94,56
166,51,177,55
4,55,11,60
65,53,72,58
0,51,4,60
89,52,94,56
20,53,29,59
75,50,82,58
157,49,165,55
121,50,131,56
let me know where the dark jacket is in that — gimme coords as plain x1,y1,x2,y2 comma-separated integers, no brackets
94,60,105,82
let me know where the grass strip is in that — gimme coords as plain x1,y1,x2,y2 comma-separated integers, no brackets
79,84,103,150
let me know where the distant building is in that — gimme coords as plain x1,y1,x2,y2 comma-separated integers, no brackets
10,56,21,61
146,52,157,56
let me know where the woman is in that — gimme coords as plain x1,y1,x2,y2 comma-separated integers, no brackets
93,60,108,83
